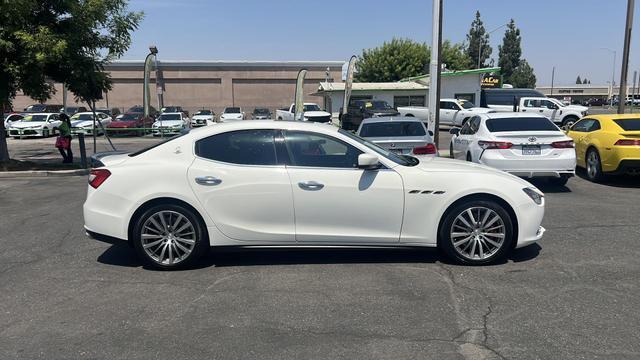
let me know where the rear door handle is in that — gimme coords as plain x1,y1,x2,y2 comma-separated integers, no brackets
195,176,222,186
298,181,324,191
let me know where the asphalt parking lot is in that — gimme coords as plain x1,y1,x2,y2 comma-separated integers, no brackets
1,167,639,359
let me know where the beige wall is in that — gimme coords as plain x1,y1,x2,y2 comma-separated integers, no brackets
12,61,342,116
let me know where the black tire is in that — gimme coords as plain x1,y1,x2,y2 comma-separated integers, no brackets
548,176,569,186
585,148,604,182
466,152,472,162
562,116,579,129
438,199,514,265
42,128,50,138
449,142,454,159
131,203,208,270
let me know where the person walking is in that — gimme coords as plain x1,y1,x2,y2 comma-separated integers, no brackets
56,113,73,163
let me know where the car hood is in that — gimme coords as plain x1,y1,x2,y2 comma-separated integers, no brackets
10,121,45,128
71,120,96,127
368,109,401,116
463,107,495,113
303,110,331,117
413,156,533,186
153,120,184,127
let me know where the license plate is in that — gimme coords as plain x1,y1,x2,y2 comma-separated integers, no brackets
522,145,541,155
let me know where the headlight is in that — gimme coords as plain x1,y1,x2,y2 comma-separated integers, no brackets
523,187,543,205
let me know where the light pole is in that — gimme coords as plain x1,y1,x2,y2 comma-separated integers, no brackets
477,23,508,69
143,45,158,118
617,0,634,114
601,47,616,107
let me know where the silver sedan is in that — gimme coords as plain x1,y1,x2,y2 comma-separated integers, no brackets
356,116,437,158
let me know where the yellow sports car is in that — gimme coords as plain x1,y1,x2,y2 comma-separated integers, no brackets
566,114,640,181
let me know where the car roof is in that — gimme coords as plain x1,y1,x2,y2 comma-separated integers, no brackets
483,112,547,120
189,120,338,138
25,113,54,116
584,113,640,121
361,116,424,124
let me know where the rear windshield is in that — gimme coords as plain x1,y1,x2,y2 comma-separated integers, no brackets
486,117,558,132
360,122,426,137
129,134,185,157
613,119,640,131
159,114,181,120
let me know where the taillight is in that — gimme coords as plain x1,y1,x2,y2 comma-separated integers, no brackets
551,140,575,148
413,143,437,155
89,169,111,189
478,140,513,149
615,139,640,146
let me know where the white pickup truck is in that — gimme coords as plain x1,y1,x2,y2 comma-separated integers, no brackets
275,103,332,123
398,98,495,127
511,97,588,128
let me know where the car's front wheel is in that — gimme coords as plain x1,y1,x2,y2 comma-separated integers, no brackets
439,200,514,265
131,203,208,270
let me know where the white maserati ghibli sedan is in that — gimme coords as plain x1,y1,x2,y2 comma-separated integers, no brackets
84,121,545,269
449,113,576,186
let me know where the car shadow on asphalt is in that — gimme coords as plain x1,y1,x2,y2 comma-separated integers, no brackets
96,242,541,270
574,168,640,188
527,179,572,194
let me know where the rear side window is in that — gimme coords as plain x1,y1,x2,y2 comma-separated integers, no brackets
486,117,558,132
195,130,277,165
360,122,426,137
614,118,640,131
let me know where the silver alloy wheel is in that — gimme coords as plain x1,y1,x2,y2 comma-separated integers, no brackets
450,207,505,260
141,210,196,265
587,151,599,179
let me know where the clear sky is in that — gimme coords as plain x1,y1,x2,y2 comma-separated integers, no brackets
124,0,640,86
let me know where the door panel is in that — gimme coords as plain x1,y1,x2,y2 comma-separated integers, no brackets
287,167,404,243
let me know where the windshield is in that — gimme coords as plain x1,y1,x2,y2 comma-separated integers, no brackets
119,113,141,121
127,106,144,113
549,98,566,107
360,122,426,137
71,114,95,121
486,117,559,132
339,129,418,167
23,114,48,122
614,118,640,131
25,105,47,112
159,114,181,121
253,108,270,114
459,100,475,109
196,110,212,115
161,107,181,112
363,101,392,110
303,104,321,112
225,107,241,113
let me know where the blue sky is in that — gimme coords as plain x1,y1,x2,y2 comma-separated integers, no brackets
124,0,639,86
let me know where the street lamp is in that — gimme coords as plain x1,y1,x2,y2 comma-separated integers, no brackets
477,23,508,69
600,47,616,107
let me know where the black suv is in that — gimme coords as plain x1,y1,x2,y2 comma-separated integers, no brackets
340,100,399,130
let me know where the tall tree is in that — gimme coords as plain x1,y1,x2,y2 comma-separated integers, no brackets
0,0,142,162
576,76,583,84
356,38,429,82
498,19,522,85
510,60,537,88
583,78,589,84
466,11,492,69
442,41,473,71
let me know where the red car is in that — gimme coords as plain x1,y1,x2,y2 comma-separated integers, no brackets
107,112,154,136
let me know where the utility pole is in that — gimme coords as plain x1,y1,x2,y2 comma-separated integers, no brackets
632,71,637,111
429,0,442,147
550,67,555,96
618,0,634,114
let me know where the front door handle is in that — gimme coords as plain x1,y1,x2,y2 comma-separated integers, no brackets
298,181,324,191
195,176,222,186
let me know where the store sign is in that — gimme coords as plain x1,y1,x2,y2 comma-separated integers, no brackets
481,73,501,88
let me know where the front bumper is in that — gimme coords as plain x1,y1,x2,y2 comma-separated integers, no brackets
515,198,546,249
9,128,45,137
152,127,182,135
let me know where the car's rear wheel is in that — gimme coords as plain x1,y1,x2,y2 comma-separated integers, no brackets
449,143,454,159
42,128,50,138
132,204,208,270
439,200,514,265
586,148,604,182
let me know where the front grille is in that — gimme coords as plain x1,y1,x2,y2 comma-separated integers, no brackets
307,115,331,123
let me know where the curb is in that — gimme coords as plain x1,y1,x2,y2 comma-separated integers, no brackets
0,169,89,178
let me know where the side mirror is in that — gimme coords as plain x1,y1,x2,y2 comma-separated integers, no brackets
358,153,380,170
449,127,460,135
428,130,434,137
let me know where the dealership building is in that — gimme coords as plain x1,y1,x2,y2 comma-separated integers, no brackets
12,61,499,116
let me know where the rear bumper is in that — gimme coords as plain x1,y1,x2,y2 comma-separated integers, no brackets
480,150,576,178
610,159,640,175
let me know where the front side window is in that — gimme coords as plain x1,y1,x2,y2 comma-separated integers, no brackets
195,130,277,165
284,131,362,168
459,120,473,135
